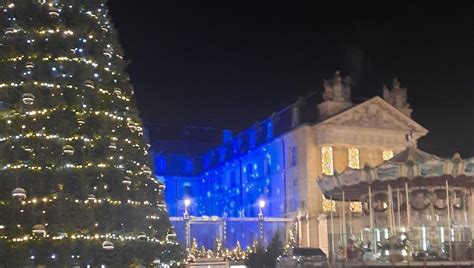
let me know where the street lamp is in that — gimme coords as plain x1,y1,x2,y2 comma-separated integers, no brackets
184,198,191,216
183,198,191,250
258,199,266,244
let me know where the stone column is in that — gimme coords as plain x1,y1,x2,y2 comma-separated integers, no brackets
318,214,329,254
333,146,348,173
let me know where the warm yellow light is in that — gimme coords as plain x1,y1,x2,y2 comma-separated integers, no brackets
321,146,334,176
383,150,394,161
348,148,360,169
322,195,336,212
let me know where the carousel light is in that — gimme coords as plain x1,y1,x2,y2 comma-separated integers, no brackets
137,234,147,240
32,224,46,236
25,62,35,69
22,93,35,105
12,188,27,199
102,240,114,250
63,145,75,155
122,176,132,186
83,80,95,89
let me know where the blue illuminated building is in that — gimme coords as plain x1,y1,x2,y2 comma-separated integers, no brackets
146,93,321,246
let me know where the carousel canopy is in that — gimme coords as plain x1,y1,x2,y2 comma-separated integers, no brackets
318,146,474,201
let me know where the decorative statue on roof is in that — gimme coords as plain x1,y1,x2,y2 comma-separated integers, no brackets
383,78,410,109
323,71,352,102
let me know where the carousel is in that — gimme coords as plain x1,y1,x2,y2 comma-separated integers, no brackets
318,145,474,267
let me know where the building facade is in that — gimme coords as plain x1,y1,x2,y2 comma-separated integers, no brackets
150,72,429,250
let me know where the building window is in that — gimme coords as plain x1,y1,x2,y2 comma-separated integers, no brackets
185,159,193,173
157,157,167,171
266,121,273,140
290,146,297,166
214,177,222,191
292,178,298,187
291,106,300,127
322,195,336,212
249,130,256,148
264,153,272,175
321,146,334,176
230,170,237,187
348,148,360,169
246,163,254,180
383,150,394,161
184,185,192,197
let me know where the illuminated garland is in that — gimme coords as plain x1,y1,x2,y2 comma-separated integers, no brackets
0,54,124,78
0,81,131,102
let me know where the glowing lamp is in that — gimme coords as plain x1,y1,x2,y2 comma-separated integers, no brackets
184,199,191,208
48,7,60,17
22,93,35,105
32,224,46,236
122,176,132,186
12,188,27,199
166,229,177,239
259,200,266,209
141,166,152,175
63,145,75,155
25,62,35,69
127,121,138,132
137,234,147,240
83,80,95,89
158,184,166,191
114,88,122,95
102,240,114,250
87,194,96,203
103,48,113,58
109,142,117,150
157,200,166,208
4,27,17,35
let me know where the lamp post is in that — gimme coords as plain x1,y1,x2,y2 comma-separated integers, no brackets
258,200,265,244
184,199,191,250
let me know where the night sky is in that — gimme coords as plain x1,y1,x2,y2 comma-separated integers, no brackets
108,1,474,157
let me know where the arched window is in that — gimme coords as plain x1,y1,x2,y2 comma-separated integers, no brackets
321,146,334,175
246,163,254,180
230,170,237,187
264,153,272,175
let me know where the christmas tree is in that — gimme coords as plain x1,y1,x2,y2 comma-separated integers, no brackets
0,0,182,266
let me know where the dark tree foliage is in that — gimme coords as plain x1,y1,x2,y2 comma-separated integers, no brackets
246,232,284,268
0,0,182,266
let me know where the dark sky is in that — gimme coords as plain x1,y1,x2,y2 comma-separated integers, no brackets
108,1,474,157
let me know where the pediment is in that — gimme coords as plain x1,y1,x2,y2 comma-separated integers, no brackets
320,97,428,134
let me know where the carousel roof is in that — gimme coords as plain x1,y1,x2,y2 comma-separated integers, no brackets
318,146,474,200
